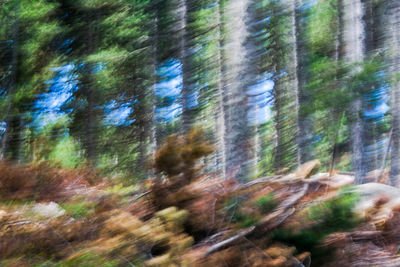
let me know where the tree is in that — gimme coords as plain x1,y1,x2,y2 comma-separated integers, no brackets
388,0,400,187
0,0,60,162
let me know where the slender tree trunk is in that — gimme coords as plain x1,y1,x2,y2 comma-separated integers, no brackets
342,0,366,184
2,8,19,162
215,0,227,179
270,0,299,172
244,0,262,179
84,9,98,163
388,0,400,187
223,0,252,181
151,10,160,166
180,0,192,132
289,0,301,167
363,0,382,175
293,0,312,164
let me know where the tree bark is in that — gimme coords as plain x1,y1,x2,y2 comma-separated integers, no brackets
215,0,227,179
293,0,313,164
342,0,366,184
388,1,400,187
222,0,252,181
180,0,192,132
83,8,98,164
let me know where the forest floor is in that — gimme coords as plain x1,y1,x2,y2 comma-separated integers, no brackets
1,160,400,266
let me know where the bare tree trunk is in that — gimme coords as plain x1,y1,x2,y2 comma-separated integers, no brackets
388,1,400,187
292,0,313,164
150,10,160,171
179,0,192,132
222,0,252,181
215,0,227,179
84,9,98,164
342,0,366,184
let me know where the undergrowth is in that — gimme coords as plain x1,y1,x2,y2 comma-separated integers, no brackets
272,191,361,266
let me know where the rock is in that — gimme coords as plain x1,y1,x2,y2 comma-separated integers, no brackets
31,202,65,218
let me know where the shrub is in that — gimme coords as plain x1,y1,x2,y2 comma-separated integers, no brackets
154,127,214,185
0,162,63,201
61,202,94,219
256,192,277,214
272,192,360,265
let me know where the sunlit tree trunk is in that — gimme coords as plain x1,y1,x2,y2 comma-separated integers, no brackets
151,10,160,167
222,0,252,181
215,0,227,179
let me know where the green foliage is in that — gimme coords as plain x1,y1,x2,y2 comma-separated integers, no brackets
307,0,339,56
308,192,359,230
258,121,276,176
48,137,84,168
61,202,94,219
273,191,360,262
104,184,138,196
36,252,120,267
230,203,260,228
256,192,277,214
233,214,259,228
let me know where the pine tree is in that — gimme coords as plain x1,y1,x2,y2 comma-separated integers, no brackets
0,0,60,162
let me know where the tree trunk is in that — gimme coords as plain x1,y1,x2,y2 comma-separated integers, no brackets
222,0,252,181
151,9,160,172
84,9,98,164
2,7,19,162
342,0,366,184
293,0,312,164
215,0,227,179
388,0,400,187
180,0,192,132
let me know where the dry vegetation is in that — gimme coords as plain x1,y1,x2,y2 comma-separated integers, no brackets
1,130,400,266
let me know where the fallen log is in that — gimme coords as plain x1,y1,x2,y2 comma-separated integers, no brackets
204,184,309,256
324,230,382,246
237,175,282,190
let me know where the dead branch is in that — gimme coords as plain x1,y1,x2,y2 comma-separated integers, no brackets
324,231,382,246
204,227,255,255
204,184,309,256
237,176,282,190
